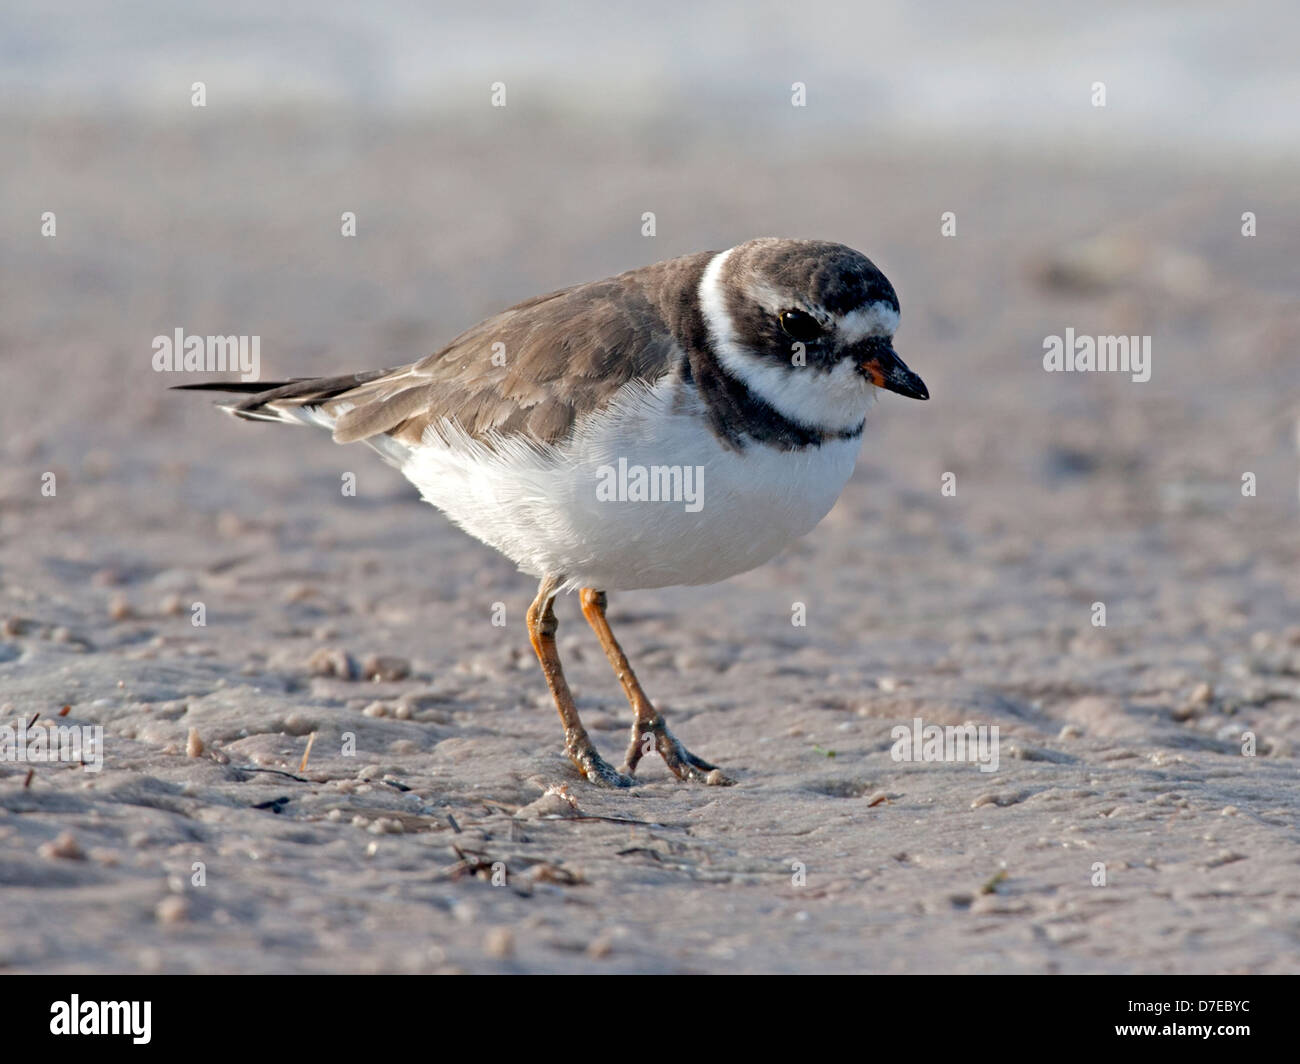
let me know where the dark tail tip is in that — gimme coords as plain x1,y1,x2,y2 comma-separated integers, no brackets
170,380,299,394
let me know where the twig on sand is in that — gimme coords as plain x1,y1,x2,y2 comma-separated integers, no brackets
298,732,316,774
232,765,310,783
562,814,663,826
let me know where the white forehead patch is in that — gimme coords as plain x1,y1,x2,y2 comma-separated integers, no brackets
837,301,900,342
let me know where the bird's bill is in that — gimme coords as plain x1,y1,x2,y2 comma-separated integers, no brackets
861,347,929,400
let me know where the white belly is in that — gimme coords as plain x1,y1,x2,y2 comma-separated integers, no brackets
400,378,865,591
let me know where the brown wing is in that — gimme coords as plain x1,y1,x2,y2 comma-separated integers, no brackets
251,256,707,451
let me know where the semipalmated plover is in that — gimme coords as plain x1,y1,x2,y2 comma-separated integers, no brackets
179,238,928,787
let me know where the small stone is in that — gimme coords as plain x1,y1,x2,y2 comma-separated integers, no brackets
107,595,133,621
363,655,410,682
186,728,204,758
362,701,389,718
307,647,359,680
155,896,189,924
282,713,316,736
515,790,581,820
971,790,1029,809
399,690,453,711
484,927,514,959
1173,682,1214,721
159,593,185,617
39,832,84,860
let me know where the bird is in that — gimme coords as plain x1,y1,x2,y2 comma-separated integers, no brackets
177,238,928,788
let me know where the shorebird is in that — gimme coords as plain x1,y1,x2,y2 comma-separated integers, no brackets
179,238,928,787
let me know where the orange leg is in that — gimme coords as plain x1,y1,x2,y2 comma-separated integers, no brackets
527,577,631,787
579,588,732,785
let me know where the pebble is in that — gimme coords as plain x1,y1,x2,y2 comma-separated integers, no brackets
515,791,581,820
39,832,84,860
971,790,1029,809
155,896,189,924
186,728,204,758
281,713,316,736
1173,682,1213,721
484,927,515,959
307,647,359,680
364,654,411,682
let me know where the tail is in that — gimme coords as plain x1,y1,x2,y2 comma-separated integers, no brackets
172,371,390,426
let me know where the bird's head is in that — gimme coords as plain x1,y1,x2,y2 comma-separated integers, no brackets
699,238,928,432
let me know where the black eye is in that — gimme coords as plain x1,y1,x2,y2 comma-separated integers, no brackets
779,309,824,343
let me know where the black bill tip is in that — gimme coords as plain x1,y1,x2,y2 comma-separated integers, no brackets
861,346,929,400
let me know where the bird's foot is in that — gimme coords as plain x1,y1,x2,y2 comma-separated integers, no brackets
566,734,635,788
623,717,734,785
